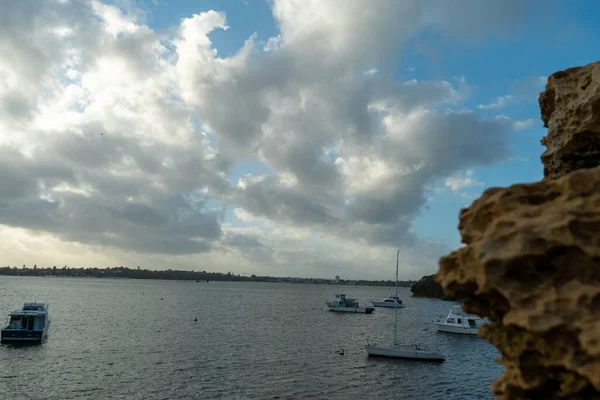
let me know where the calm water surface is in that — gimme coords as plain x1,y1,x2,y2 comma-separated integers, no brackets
0,277,502,399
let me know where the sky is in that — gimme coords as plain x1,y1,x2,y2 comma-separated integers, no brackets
0,0,599,280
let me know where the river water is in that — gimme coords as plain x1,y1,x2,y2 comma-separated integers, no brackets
0,276,502,399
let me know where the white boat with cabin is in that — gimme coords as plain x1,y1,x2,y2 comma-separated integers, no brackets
371,273,406,308
326,294,374,314
371,295,405,308
365,250,445,361
1,303,51,344
435,305,486,335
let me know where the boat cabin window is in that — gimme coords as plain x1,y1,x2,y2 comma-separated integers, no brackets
7,315,43,330
23,305,43,311
446,318,456,324
457,319,462,324
384,299,394,302
8,316,22,329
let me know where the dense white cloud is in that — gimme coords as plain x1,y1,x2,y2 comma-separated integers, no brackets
0,0,539,278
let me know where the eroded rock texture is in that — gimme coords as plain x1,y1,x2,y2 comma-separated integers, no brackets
539,61,600,180
436,60,600,400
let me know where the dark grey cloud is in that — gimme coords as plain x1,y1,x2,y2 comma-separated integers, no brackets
220,231,274,265
230,109,513,249
0,124,227,255
235,175,340,227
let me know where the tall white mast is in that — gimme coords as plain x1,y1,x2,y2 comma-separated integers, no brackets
394,249,400,345
395,250,399,299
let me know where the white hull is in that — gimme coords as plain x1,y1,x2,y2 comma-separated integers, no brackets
327,306,373,314
371,301,405,308
365,344,445,361
435,323,479,335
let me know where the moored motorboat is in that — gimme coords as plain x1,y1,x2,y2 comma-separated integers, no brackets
326,294,374,314
435,305,486,335
1,303,51,344
371,295,405,308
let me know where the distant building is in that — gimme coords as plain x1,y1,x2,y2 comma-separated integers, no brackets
335,275,340,283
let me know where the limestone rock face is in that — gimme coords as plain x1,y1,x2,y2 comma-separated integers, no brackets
436,60,600,400
539,61,600,180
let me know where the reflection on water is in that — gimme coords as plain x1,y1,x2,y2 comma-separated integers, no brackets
0,277,501,399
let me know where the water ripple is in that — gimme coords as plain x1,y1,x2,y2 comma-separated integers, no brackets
0,277,502,399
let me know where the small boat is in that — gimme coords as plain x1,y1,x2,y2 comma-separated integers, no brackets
435,305,486,335
1,303,51,344
365,250,445,361
326,294,374,314
371,295,405,308
365,342,446,361
371,274,406,308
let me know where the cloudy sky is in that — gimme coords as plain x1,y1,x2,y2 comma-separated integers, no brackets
0,0,598,280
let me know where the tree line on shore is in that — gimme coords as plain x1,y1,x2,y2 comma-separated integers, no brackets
0,265,416,287
1,265,456,299
410,274,458,301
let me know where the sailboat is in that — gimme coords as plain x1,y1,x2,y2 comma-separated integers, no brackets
364,250,446,361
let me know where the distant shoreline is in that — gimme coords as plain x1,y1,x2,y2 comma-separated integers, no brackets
0,266,416,288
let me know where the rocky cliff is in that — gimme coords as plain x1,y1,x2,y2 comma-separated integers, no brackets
436,60,600,399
